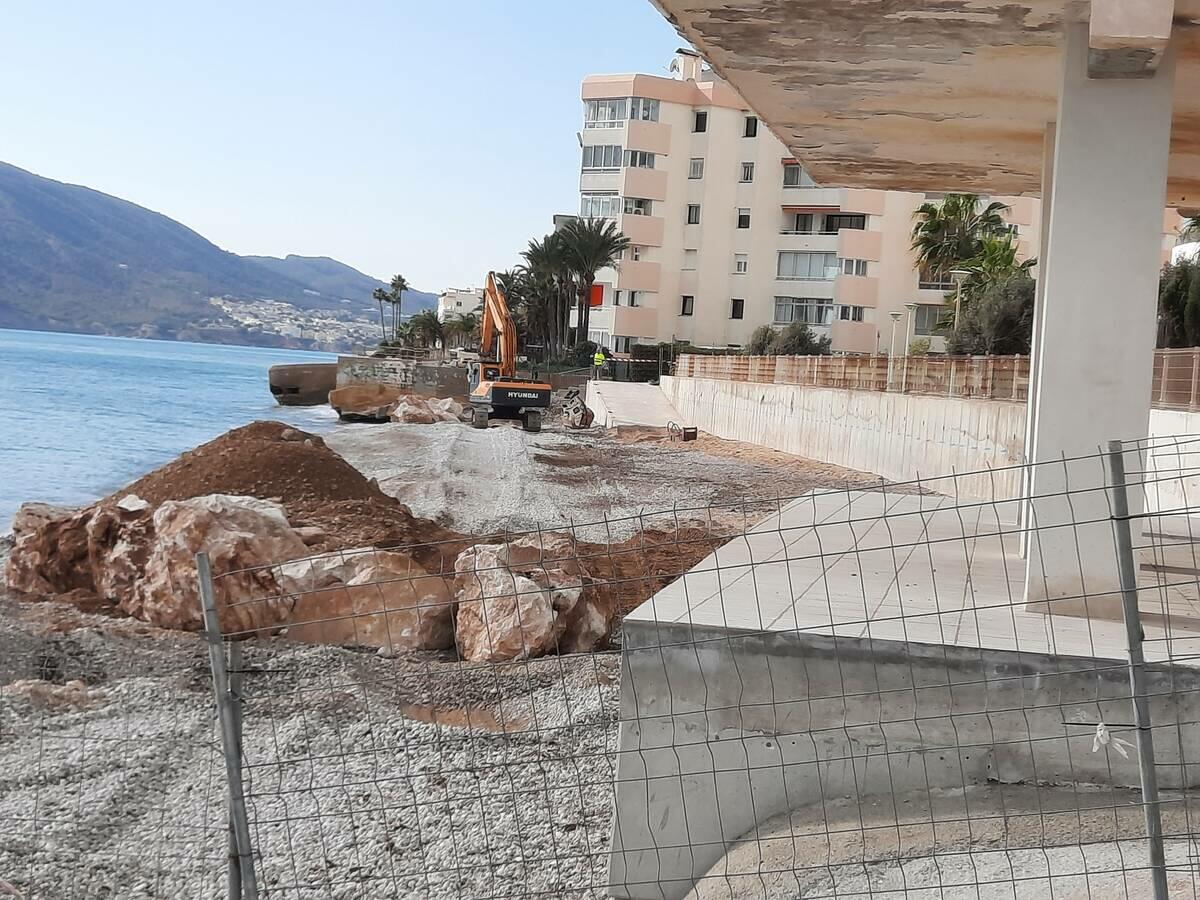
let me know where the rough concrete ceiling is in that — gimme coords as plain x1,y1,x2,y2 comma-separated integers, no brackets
649,0,1200,205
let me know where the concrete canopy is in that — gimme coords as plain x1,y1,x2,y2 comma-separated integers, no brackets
648,0,1200,206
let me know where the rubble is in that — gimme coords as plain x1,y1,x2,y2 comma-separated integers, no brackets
328,383,405,421
390,395,466,424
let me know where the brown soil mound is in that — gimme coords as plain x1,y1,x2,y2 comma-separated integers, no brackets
109,421,468,570
581,526,725,616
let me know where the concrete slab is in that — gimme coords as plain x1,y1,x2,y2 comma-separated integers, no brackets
585,381,689,429
625,490,1200,665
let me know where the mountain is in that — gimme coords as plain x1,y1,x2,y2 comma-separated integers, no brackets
0,161,435,349
244,254,437,313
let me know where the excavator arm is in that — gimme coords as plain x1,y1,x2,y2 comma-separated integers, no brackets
479,271,518,378
467,271,551,432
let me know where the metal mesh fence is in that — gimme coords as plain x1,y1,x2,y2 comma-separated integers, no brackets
7,438,1200,898
179,439,1200,899
0,597,230,898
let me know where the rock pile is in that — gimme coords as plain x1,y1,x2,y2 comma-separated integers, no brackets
5,421,722,660
329,384,468,424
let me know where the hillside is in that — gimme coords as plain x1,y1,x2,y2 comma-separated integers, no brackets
0,162,433,348
244,254,437,313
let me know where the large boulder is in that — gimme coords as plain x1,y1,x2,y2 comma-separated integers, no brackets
283,550,455,651
454,544,559,661
452,533,617,661
135,494,310,634
5,503,92,596
389,397,438,425
86,495,155,603
329,384,405,422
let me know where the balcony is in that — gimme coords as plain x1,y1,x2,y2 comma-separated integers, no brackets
579,170,621,193
774,277,836,300
841,189,887,216
615,259,661,293
780,186,843,209
612,304,659,339
620,213,664,247
834,274,879,307
621,167,668,202
837,228,883,261
830,319,879,354
626,119,671,155
776,230,839,252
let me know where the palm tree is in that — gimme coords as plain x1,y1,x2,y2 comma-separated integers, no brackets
911,194,1010,283
388,274,410,342
558,217,630,344
408,309,444,349
444,311,481,349
371,287,390,341
1183,216,1200,241
521,234,574,356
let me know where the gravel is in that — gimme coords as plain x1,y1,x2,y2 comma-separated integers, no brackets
326,421,866,540
0,594,621,899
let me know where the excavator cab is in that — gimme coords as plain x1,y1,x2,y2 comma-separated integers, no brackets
467,273,552,433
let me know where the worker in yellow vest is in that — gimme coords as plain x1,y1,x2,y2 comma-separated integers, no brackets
592,348,607,381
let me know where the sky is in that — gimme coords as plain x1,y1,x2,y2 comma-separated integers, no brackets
0,1,683,293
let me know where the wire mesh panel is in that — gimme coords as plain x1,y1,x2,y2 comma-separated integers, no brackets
0,590,230,899
190,444,1200,899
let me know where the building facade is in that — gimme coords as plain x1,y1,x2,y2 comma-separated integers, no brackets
436,288,483,324
579,50,1043,355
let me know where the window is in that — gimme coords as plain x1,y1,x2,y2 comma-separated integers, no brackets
784,213,815,234
628,291,640,307
613,336,633,353
580,192,621,218
624,197,652,216
680,295,695,316
913,304,942,336
630,245,642,261
693,111,708,133
918,266,956,290
624,149,655,169
774,297,835,326
629,97,660,122
584,98,627,128
743,115,758,137
613,290,622,306
822,214,866,233
734,253,748,274
737,208,751,229
689,158,704,179
730,298,745,319
778,251,838,281
740,162,755,183
783,164,817,188
682,249,698,271
581,144,622,170
839,305,865,322
687,204,701,225
840,258,869,277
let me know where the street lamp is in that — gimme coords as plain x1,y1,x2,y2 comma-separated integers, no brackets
887,311,903,388
949,268,971,331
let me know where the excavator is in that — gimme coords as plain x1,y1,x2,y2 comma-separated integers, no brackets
466,271,553,432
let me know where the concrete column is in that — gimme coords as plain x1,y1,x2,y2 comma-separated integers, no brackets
1025,23,1175,614
1019,122,1057,559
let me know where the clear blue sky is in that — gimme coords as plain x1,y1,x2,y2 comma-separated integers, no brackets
1,1,683,292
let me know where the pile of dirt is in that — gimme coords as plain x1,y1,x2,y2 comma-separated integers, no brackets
581,526,725,616
109,421,469,570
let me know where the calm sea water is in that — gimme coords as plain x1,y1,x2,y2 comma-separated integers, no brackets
0,329,340,529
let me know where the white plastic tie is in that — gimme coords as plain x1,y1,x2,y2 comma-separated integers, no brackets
1092,721,1135,759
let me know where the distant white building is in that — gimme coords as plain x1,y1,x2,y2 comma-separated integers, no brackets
436,288,484,323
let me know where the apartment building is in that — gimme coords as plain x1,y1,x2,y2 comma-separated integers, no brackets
436,288,483,324
579,50,1042,355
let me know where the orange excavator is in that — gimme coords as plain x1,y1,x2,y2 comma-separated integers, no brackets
467,271,552,432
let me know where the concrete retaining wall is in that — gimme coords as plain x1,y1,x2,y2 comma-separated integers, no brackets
336,355,416,389
607,621,1200,899
659,376,1026,500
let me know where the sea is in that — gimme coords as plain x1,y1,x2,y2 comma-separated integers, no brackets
0,329,341,529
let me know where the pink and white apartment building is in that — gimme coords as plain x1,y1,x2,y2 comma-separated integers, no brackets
578,50,1044,354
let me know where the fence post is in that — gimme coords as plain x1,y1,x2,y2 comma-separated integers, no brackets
1104,443,1168,900
197,552,260,900
1158,353,1169,405
1191,350,1199,411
